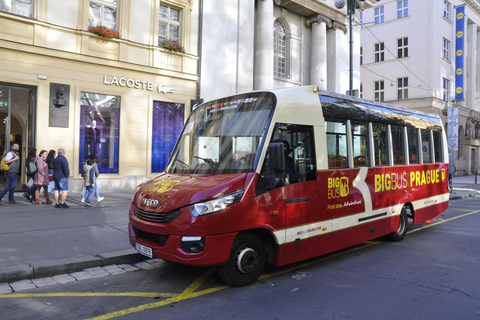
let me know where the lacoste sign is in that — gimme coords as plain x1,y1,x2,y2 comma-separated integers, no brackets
103,75,174,94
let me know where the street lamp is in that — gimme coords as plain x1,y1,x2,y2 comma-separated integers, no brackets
335,0,360,96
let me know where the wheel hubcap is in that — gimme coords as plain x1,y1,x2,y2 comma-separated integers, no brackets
235,247,258,274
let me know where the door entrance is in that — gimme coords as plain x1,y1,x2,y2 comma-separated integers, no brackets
0,84,36,190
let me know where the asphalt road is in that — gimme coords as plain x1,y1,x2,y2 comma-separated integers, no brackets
1,196,480,320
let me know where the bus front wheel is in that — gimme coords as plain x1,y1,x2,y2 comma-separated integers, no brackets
387,207,408,241
218,233,266,287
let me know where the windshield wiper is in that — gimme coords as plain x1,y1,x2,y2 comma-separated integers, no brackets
173,158,189,172
193,156,219,174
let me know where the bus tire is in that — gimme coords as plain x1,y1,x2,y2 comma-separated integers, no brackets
218,233,266,287
387,207,408,242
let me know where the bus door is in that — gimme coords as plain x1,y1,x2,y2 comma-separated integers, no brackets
263,123,318,255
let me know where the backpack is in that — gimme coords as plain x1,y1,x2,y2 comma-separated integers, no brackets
0,153,11,172
28,158,37,175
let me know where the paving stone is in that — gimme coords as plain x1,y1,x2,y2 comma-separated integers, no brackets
104,267,126,275
86,269,109,278
52,274,77,284
117,264,132,269
102,264,120,270
0,283,12,294
70,271,94,281
10,279,36,292
122,266,140,272
32,277,58,287
135,261,156,270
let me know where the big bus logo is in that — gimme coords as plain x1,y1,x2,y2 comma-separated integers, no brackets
145,179,180,193
327,177,349,199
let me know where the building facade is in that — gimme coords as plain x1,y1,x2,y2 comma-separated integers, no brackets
199,0,378,102
0,0,199,191
0,0,378,192
360,0,480,175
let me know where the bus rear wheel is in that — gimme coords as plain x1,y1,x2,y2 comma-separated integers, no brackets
218,233,266,287
387,207,408,241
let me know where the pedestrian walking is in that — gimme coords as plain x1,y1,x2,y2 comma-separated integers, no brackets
33,150,53,204
82,158,96,207
53,148,70,208
23,147,37,202
46,149,56,194
0,142,21,204
81,154,104,203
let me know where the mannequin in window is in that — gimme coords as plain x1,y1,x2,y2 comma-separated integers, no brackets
85,120,100,156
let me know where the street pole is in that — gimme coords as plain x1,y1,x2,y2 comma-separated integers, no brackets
348,0,355,96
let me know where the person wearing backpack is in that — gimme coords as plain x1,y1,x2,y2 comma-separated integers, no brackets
0,142,21,204
82,159,96,207
33,150,52,204
23,148,37,202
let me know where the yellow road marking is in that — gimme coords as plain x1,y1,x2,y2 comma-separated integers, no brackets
1,208,479,319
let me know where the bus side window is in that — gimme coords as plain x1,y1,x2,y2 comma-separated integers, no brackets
433,130,443,163
421,129,432,163
407,127,419,164
352,123,369,167
326,121,348,168
372,123,388,166
391,125,405,165
258,123,317,194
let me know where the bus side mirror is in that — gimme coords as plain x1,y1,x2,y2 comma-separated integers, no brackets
264,142,286,190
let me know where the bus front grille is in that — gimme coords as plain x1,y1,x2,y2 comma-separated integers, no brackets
133,226,169,246
134,207,181,223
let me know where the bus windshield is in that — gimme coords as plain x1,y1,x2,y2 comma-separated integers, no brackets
166,92,276,174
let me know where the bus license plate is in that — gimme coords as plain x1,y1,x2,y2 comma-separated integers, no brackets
135,242,153,258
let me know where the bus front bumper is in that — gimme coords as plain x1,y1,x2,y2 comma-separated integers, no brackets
129,223,237,266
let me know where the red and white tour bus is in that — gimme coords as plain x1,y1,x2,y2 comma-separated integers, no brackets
129,86,449,286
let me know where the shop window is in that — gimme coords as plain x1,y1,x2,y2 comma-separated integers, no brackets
79,92,120,174
159,4,181,45
89,0,118,30
151,102,184,173
0,0,34,18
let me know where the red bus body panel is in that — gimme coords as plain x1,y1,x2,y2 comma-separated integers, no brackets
129,164,449,267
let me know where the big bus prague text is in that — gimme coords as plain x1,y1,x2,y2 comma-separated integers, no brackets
129,86,449,286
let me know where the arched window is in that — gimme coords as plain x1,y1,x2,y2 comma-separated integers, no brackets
274,21,286,78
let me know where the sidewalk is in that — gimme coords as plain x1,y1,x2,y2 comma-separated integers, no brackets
0,189,145,284
0,175,479,286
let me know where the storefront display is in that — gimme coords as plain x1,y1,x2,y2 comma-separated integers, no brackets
151,101,184,173
79,92,120,174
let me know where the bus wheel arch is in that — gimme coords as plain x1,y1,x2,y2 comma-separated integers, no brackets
387,205,410,242
218,230,273,287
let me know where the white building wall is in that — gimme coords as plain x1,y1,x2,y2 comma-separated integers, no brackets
199,0,378,102
360,0,480,174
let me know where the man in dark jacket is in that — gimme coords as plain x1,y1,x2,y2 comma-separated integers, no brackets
53,148,70,208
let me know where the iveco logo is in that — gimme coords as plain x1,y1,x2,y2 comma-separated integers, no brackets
142,198,159,207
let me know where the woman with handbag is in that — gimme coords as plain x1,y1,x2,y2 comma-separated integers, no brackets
46,150,56,193
33,150,53,204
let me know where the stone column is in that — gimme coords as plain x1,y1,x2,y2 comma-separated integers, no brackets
254,0,274,90
327,22,348,93
307,14,331,90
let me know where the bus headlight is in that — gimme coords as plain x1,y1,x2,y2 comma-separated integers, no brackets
189,190,244,217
